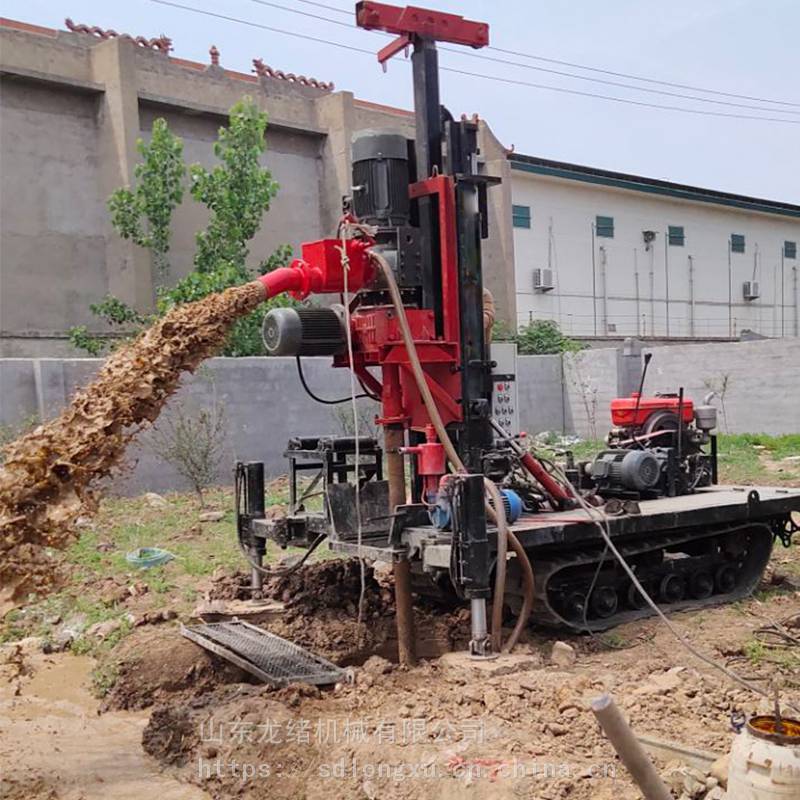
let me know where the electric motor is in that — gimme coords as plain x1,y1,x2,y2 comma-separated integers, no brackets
261,307,346,357
590,449,663,492
351,130,410,227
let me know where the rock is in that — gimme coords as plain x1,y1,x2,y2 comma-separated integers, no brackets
634,666,684,696
545,722,570,736
550,641,576,667
144,492,169,508
709,753,729,789
782,455,800,463
705,788,725,800
483,687,503,710
199,510,225,522
361,655,393,676
86,619,122,640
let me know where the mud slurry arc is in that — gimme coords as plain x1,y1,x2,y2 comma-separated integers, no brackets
0,282,266,612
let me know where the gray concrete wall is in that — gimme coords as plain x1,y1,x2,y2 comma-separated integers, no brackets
0,20,511,358
2,339,797,494
642,338,800,435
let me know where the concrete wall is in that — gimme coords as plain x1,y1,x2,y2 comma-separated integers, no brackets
2,338,797,494
0,19,511,357
511,170,800,339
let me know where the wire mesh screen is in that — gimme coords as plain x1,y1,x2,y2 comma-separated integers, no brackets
182,620,347,687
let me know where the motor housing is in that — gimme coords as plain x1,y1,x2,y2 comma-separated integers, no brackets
262,307,346,357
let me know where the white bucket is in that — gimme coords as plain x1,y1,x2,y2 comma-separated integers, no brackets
727,715,800,799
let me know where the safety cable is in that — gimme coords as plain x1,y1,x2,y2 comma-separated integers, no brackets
547,459,800,716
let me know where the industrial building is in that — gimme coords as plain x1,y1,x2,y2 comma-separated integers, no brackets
510,153,800,339
1,16,798,356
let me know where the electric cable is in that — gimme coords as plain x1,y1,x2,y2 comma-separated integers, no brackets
286,0,800,109
250,0,800,115
547,459,800,716
369,249,535,654
146,1,800,125
296,355,371,404
338,222,367,639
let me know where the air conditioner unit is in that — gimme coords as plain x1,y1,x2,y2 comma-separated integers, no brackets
742,281,760,301
533,268,554,292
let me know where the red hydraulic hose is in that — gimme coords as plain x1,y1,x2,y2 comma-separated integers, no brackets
520,452,572,507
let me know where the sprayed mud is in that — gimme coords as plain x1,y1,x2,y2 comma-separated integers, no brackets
0,282,264,612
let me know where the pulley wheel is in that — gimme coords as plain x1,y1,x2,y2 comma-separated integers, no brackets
689,570,714,599
563,591,586,621
589,585,619,619
626,581,649,610
715,564,738,594
660,573,686,603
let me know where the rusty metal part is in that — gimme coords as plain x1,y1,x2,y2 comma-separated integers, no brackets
386,426,416,666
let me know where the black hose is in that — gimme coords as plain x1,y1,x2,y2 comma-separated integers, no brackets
296,356,370,405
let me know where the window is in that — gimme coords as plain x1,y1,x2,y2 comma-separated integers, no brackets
512,204,531,229
785,241,797,259
668,225,685,246
731,233,745,253
595,215,614,238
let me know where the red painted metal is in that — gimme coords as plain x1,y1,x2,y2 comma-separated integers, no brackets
409,175,460,346
519,452,572,506
355,2,489,49
377,34,411,66
611,393,695,428
401,424,446,500
257,238,373,300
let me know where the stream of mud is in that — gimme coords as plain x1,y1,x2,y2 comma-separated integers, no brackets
0,282,265,612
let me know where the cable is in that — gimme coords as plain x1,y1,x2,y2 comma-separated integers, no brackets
146,1,800,125
488,44,800,110
440,67,800,125
285,0,800,109
338,223,367,639
547,459,800,716
256,0,800,115
295,355,370,404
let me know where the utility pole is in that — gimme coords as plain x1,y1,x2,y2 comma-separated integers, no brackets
590,222,597,336
688,255,695,338
727,238,733,339
664,230,670,337
781,245,785,337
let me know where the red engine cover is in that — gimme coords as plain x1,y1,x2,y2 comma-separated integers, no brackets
611,393,694,427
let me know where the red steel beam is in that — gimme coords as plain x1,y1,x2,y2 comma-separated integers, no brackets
355,2,489,48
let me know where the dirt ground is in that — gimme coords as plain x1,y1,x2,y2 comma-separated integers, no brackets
2,547,799,800
1,445,798,799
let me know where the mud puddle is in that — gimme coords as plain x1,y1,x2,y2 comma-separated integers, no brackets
0,651,210,800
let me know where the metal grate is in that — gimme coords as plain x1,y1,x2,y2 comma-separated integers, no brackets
181,619,348,687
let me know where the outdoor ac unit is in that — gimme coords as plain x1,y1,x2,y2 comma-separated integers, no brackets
742,281,760,301
533,268,554,293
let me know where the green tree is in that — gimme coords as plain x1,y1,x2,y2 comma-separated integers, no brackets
495,319,583,355
70,98,293,357
107,118,185,275
189,99,279,275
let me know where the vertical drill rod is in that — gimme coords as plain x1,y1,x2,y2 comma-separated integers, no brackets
385,425,417,666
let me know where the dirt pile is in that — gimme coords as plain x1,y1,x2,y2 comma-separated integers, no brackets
0,281,265,612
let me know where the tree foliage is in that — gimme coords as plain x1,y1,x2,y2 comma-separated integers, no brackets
494,319,583,355
70,98,293,357
107,118,185,275
189,99,279,275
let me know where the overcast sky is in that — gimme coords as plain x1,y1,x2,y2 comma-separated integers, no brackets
5,0,799,203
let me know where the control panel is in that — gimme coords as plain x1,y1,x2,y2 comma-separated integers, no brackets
490,342,519,437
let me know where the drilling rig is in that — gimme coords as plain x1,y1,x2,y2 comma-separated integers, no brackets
236,2,800,663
